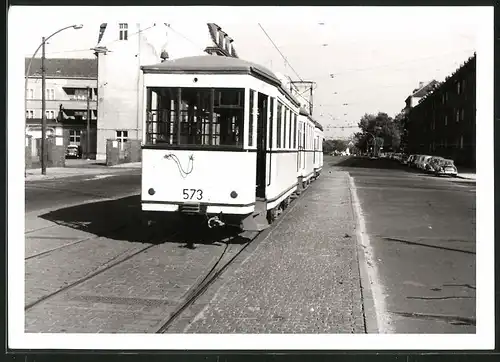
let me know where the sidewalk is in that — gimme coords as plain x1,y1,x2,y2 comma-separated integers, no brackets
183,170,367,333
25,162,141,182
456,168,476,181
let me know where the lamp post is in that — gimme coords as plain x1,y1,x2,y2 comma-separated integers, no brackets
25,24,83,175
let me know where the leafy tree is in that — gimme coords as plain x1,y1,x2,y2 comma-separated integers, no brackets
355,112,402,154
323,139,349,154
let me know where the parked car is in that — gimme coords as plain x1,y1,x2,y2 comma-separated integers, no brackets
434,159,458,177
415,155,431,170
425,156,445,173
400,154,410,165
407,154,417,167
66,145,82,159
420,155,433,170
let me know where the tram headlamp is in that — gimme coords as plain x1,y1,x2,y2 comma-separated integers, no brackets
148,188,156,195
230,191,238,199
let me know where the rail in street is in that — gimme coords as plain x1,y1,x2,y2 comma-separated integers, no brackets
23,156,476,334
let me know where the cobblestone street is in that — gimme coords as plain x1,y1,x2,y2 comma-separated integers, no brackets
182,171,365,333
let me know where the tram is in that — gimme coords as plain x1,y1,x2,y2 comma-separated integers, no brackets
140,55,324,231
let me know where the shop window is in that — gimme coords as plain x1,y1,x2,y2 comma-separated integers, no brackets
119,23,128,40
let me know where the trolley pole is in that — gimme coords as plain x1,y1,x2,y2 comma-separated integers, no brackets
41,37,47,175
86,86,91,159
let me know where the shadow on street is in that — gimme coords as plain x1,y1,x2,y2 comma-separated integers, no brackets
39,195,249,247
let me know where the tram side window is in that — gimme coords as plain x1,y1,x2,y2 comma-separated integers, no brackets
269,97,275,149
293,114,297,149
289,111,293,149
283,106,290,148
276,102,283,148
145,87,244,147
248,89,255,147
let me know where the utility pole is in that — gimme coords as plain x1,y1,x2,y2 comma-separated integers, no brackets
41,37,47,175
86,86,91,159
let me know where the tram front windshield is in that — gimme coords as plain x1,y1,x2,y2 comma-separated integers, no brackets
145,87,245,148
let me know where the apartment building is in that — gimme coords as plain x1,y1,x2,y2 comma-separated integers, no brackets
94,22,238,160
25,58,98,157
405,53,476,167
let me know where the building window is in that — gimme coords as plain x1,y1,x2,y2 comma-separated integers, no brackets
26,89,34,99
460,135,464,149
26,110,34,119
461,109,465,121
444,115,448,126
442,93,445,104
46,89,55,100
119,23,128,40
457,81,461,94
69,130,81,144
45,110,55,119
116,130,128,144
456,109,460,122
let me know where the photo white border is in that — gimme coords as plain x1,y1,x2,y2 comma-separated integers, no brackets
8,5,494,350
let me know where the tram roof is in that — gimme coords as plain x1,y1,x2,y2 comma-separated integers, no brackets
298,106,323,131
141,55,301,107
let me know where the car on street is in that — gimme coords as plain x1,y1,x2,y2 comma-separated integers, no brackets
400,154,410,165
425,156,445,173
407,154,417,167
419,155,433,170
434,158,458,177
65,145,82,159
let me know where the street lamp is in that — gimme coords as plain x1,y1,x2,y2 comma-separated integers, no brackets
25,24,83,175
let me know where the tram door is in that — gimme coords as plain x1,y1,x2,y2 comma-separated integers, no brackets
255,93,268,198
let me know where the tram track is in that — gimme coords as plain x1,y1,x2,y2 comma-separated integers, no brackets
25,183,310,331
24,220,176,311
25,217,140,260
154,185,310,333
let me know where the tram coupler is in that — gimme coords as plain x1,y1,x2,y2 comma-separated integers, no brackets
208,216,225,228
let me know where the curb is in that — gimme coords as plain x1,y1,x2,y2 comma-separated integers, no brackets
456,175,476,181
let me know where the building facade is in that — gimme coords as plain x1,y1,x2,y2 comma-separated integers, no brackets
25,58,98,158
94,22,238,160
405,53,476,167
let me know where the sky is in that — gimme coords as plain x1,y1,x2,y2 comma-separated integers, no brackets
11,6,483,140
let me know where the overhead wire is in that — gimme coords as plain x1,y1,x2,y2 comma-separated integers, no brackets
257,23,304,82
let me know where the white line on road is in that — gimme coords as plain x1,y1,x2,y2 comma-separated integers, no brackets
348,174,394,334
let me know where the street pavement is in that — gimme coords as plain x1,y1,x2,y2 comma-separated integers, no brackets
25,168,142,213
335,156,476,333
23,156,475,333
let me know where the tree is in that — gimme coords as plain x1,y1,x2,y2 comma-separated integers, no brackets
355,112,403,154
323,139,349,154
